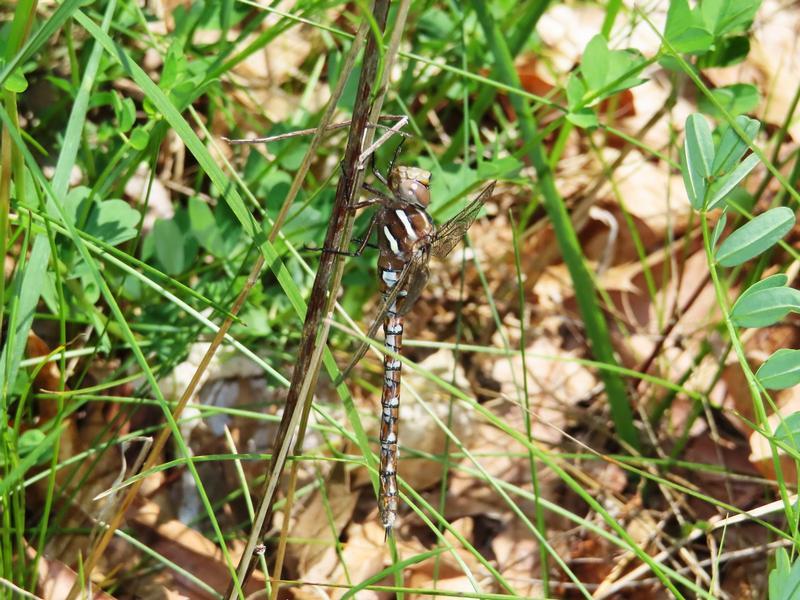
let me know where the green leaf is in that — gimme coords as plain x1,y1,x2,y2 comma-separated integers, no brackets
111,91,136,132
153,212,198,275
160,41,187,91
696,36,750,68
417,8,455,41
706,153,760,210
701,0,761,37
87,199,141,246
700,83,760,119
4,69,28,93
712,115,760,175
119,96,137,132
746,273,789,294
63,188,140,246
682,114,714,209
0,238,48,427
730,286,800,328
581,35,612,92
129,126,150,150
774,412,800,448
664,0,714,53
710,212,727,248
716,207,795,266
565,72,587,110
188,196,241,257
74,260,101,306
757,349,800,390
578,35,646,105
0,428,53,469
770,548,800,600
604,49,647,97
567,108,599,129
18,429,53,465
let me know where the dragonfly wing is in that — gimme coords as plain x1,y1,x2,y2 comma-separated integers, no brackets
396,256,430,315
334,253,429,385
431,181,496,259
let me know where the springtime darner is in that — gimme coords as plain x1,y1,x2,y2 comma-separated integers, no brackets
338,162,496,536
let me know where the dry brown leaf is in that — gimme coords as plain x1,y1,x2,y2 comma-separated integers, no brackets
680,429,763,519
25,542,116,600
491,334,596,446
614,153,692,234
491,526,542,599
445,418,557,527
399,352,476,491
328,522,387,600
25,333,131,572
396,531,486,600
287,463,359,578
129,500,267,598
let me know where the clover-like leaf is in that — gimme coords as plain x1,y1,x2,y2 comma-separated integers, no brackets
716,207,794,266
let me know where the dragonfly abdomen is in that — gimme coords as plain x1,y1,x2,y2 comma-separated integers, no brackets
379,294,403,533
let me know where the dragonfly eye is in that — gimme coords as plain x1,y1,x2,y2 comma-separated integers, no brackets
395,177,430,207
390,166,432,207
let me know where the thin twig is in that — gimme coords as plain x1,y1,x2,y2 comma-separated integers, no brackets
357,115,410,170
225,1,394,596
260,14,372,600
222,116,410,145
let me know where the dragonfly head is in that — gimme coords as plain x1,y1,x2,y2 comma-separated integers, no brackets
389,166,431,208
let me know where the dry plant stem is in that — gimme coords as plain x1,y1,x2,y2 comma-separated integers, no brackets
226,1,393,596
222,115,409,145
595,492,800,600
269,4,412,592
0,577,42,600
267,24,368,245
262,21,370,600
64,255,264,600
357,115,409,169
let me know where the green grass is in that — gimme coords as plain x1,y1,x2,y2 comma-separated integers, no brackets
2,0,799,598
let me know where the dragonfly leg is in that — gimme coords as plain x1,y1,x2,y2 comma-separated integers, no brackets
361,183,393,205
352,237,379,250
353,213,377,255
371,150,389,187
304,213,378,257
302,244,363,257
386,138,405,179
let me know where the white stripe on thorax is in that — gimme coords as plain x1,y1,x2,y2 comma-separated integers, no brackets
395,209,418,241
383,225,400,255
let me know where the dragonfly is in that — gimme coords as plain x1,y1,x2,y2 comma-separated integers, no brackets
336,161,496,536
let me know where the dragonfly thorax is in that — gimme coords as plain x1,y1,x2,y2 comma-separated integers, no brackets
377,205,435,263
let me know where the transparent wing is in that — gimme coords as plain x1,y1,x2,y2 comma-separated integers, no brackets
334,252,430,386
431,181,496,259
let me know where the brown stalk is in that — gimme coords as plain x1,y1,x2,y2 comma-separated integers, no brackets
67,12,374,600
221,115,409,145
268,4,414,595
225,1,393,597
